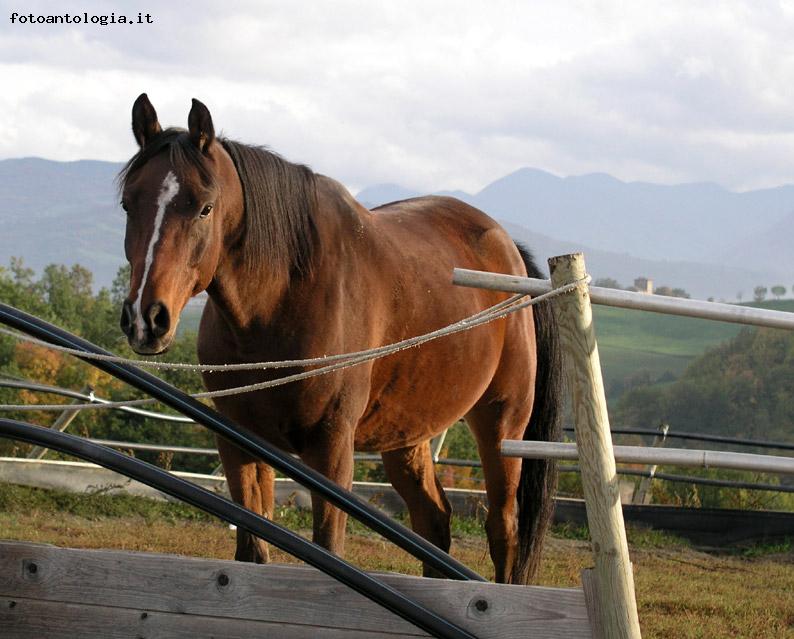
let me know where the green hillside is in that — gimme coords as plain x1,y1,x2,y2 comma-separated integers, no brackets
614,317,794,443
594,299,794,400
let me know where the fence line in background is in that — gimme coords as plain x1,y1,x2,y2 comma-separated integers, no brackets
24,439,794,494
8,379,794,451
0,379,192,422
5,378,793,493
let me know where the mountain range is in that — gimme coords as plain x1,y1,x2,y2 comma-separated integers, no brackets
358,170,794,299
1,157,791,300
0,157,125,288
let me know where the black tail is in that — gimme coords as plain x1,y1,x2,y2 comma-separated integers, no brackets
512,243,563,584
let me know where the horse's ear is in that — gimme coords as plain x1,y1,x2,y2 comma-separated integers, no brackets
131,93,162,148
188,98,215,153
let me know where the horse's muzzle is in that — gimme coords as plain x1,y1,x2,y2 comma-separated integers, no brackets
120,299,173,354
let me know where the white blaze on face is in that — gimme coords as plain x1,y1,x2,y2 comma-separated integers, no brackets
132,171,180,341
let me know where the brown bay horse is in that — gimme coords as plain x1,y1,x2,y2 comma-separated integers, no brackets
118,93,561,584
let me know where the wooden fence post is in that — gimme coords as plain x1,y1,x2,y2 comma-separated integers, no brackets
548,253,642,639
27,385,92,460
633,423,669,505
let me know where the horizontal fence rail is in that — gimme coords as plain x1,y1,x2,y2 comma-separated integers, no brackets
503,441,794,475
89,440,218,456
0,419,478,639
6,377,791,492
7,378,792,452
12,440,792,493
453,268,794,330
0,379,193,422
0,302,485,583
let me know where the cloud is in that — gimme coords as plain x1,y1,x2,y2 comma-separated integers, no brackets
2,1,794,192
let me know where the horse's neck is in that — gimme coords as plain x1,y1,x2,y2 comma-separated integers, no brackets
205,257,289,333
206,177,373,337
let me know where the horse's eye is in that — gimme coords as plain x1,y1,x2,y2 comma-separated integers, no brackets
199,203,214,218
121,200,129,213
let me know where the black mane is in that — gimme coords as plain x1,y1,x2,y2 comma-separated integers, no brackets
118,128,317,278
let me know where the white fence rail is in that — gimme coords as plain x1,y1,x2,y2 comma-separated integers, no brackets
453,268,794,330
502,441,794,475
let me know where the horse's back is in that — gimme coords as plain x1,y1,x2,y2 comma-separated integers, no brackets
371,195,526,281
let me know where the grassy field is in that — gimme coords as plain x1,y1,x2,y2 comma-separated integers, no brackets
593,299,794,399
1,483,792,638
594,305,743,398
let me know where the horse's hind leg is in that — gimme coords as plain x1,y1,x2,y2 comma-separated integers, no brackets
217,438,274,563
381,441,452,578
465,402,529,583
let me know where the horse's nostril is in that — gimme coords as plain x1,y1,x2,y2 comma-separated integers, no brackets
146,301,171,338
120,301,134,337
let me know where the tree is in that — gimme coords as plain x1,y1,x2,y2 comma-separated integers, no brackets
593,277,622,289
655,285,691,298
0,258,210,465
111,264,132,306
753,286,768,303
771,285,786,300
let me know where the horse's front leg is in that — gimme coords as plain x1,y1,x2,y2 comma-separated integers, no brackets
300,426,355,555
217,437,274,563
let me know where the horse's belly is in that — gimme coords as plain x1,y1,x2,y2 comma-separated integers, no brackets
354,349,500,452
354,410,438,452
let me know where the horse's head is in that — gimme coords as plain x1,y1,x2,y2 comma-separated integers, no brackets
118,94,243,354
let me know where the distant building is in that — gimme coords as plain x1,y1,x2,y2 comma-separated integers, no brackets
634,277,653,294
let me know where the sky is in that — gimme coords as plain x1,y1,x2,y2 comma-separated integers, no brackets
2,1,794,194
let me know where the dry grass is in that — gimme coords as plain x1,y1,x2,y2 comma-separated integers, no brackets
1,492,793,638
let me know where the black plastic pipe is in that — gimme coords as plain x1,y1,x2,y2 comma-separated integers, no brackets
0,303,485,582
558,464,794,493
563,426,794,451
0,419,478,639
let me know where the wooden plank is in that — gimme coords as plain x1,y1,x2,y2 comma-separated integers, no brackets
0,542,592,639
581,568,605,639
548,253,642,639
0,595,409,638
